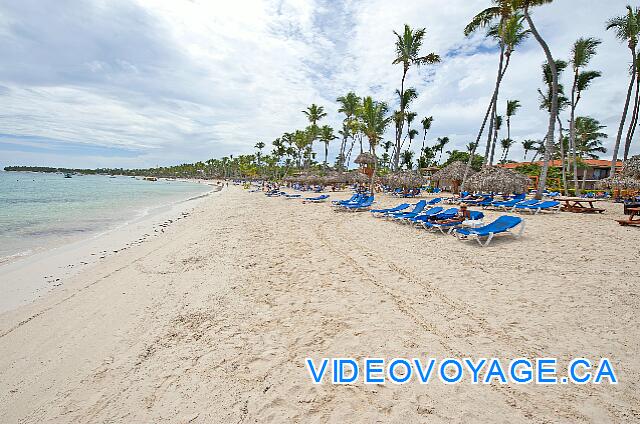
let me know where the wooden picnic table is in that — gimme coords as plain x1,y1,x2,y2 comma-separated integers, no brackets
556,196,605,214
617,207,640,226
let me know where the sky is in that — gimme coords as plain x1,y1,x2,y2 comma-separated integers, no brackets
1,0,639,169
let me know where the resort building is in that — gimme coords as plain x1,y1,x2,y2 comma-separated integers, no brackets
499,159,624,190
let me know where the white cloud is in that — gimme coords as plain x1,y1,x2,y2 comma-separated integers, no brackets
0,0,638,168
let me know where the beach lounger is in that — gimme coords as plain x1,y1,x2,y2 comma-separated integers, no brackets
425,211,485,234
514,200,560,214
454,215,524,247
332,193,360,205
420,208,459,230
303,194,330,203
388,200,427,221
370,203,410,217
408,207,445,225
342,196,375,211
283,193,302,198
426,197,442,205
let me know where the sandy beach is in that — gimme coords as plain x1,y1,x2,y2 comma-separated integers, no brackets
0,186,638,423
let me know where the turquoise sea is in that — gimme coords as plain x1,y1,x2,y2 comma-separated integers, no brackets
0,171,212,263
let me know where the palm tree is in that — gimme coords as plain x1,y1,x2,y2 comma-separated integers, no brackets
435,136,450,164
420,116,434,154
319,125,337,169
522,139,536,161
360,96,391,192
539,59,570,193
462,4,529,185
607,6,640,169
575,116,608,189
518,0,559,199
569,37,602,194
499,138,515,162
401,149,415,170
505,99,521,145
302,104,327,167
254,141,265,169
336,92,362,170
392,24,440,170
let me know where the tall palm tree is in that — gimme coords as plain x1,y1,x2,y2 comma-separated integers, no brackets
499,138,515,162
420,116,434,154
462,4,529,185
505,99,521,145
569,37,602,193
254,141,265,169
575,116,608,189
435,136,450,164
319,125,337,169
518,0,559,199
336,92,362,170
392,24,440,170
539,59,570,193
607,6,640,169
522,139,536,161
302,104,327,167
360,96,391,192
401,150,415,170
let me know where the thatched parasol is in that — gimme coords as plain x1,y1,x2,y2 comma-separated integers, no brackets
384,171,428,188
464,166,530,193
621,155,640,178
354,152,377,165
432,161,473,183
597,173,640,190
345,170,369,184
321,172,349,185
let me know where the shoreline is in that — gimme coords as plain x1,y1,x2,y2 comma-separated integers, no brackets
0,183,222,314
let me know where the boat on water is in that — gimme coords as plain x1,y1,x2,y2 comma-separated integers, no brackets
64,173,72,178
143,177,158,181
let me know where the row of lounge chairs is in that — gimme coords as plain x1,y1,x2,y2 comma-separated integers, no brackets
332,194,375,211
371,200,524,247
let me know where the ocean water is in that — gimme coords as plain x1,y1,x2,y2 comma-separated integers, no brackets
0,171,212,263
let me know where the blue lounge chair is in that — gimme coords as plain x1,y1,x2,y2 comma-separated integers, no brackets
388,200,427,220
425,211,485,234
342,196,375,211
408,207,445,225
332,193,362,206
283,193,301,199
303,194,330,203
515,200,560,214
426,197,442,205
370,203,410,217
420,208,458,229
454,215,525,247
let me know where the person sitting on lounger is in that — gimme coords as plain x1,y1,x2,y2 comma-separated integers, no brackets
432,203,472,225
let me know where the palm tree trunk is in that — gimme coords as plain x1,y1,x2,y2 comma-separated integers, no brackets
557,115,568,195
461,46,510,189
525,8,558,200
489,111,499,165
324,142,329,170
623,63,640,160
370,146,377,194
345,138,356,170
611,47,637,173
569,70,580,195
581,167,588,191
394,69,408,171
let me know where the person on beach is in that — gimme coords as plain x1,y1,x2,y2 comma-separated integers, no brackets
432,203,472,225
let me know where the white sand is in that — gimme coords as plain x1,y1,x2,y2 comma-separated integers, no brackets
0,186,638,423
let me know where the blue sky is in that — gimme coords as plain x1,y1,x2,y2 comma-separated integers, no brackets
1,0,638,168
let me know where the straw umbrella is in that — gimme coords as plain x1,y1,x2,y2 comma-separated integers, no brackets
597,174,640,190
384,171,427,189
621,155,640,178
464,166,530,194
432,161,473,193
